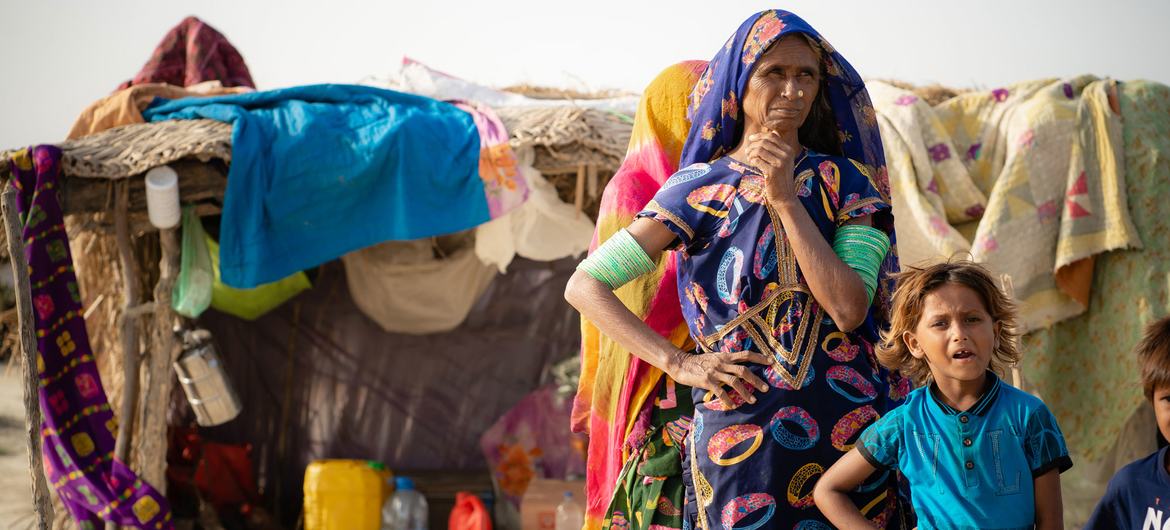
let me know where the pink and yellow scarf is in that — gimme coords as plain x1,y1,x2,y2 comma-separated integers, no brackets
570,61,706,528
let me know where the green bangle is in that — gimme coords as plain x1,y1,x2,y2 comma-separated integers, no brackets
578,229,657,290
833,225,890,304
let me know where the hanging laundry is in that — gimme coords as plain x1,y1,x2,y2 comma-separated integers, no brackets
7,146,172,529
872,77,1140,332
144,84,526,288
119,16,254,91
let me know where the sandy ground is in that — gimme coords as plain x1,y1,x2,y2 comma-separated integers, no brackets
0,359,36,529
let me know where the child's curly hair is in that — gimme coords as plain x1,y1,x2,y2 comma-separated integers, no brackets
876,261,1021,385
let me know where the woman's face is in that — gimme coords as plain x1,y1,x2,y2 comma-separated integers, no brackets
741,35,821,134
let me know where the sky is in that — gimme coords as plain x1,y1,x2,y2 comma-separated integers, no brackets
2,0,1168,149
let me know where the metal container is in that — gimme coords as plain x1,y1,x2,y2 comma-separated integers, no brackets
173,329,242,426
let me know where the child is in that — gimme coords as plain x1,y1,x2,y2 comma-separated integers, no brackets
1083,316,1170,529
813,261,1071,529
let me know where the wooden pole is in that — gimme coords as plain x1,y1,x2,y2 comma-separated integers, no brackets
573,163,586,215
108,182,142,530
133,225,180,491
1,184,54,529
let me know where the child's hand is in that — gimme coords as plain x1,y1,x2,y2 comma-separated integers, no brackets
813,449,881,530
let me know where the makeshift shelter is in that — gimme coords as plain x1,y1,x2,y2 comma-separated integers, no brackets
0,85,635,529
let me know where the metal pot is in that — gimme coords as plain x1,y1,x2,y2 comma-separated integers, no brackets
173,329,242,426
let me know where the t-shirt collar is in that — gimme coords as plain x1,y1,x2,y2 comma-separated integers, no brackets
928,371,1001,417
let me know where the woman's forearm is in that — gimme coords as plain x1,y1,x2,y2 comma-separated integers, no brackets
772,200,870,330
565,270,685,376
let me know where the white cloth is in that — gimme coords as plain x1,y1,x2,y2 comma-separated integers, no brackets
342,233,496,334
476,147,595,272
373,57,638,116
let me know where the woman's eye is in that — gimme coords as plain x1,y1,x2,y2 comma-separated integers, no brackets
931,321,946,328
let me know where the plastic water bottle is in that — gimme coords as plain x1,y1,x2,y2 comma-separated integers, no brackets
381,476,428,530
554,491,583,530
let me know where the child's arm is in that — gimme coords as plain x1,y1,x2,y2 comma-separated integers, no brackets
813,448,880,530
1033,468,1064,530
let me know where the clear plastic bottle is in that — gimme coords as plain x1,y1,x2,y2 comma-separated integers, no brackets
554,491,583,530
382,476,428,530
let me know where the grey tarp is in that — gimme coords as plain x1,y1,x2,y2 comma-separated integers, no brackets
187,257,581,523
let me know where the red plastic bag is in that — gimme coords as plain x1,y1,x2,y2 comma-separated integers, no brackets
449,492,492,530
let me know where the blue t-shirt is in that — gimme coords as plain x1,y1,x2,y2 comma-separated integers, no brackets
857,372,1073,530
1083,446,1170,530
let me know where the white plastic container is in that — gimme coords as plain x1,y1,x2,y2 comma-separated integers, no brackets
382,476,428,530
145,165,181,229
554,492,583,530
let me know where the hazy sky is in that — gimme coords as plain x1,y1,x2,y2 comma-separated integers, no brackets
2,0,1168,149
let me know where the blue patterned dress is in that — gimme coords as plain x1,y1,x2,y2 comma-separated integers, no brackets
637,151,912,529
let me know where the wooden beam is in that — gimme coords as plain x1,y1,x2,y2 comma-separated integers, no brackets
61,159,227,217
0,184,53,529
107,182,142,530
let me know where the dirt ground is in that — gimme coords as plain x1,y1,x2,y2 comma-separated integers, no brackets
0,359,36,529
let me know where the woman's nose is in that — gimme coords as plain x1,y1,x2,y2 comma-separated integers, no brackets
781,79,799,99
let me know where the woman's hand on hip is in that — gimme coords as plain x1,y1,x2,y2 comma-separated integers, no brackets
746,130,800,206
666,350,772,408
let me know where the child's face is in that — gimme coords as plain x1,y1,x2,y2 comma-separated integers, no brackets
904,282,997,385
1155,384,1170,444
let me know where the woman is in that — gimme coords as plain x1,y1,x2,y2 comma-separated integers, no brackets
566,10,911,529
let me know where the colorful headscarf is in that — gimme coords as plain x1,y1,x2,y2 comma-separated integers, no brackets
571,61,706,528
8,146,172,528
681,9,899,326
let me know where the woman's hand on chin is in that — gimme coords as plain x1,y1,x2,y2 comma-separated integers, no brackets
745,130,801,207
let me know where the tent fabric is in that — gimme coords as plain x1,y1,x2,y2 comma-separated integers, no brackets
144,84,526,289
193,258,581,525
873,77,1141,332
